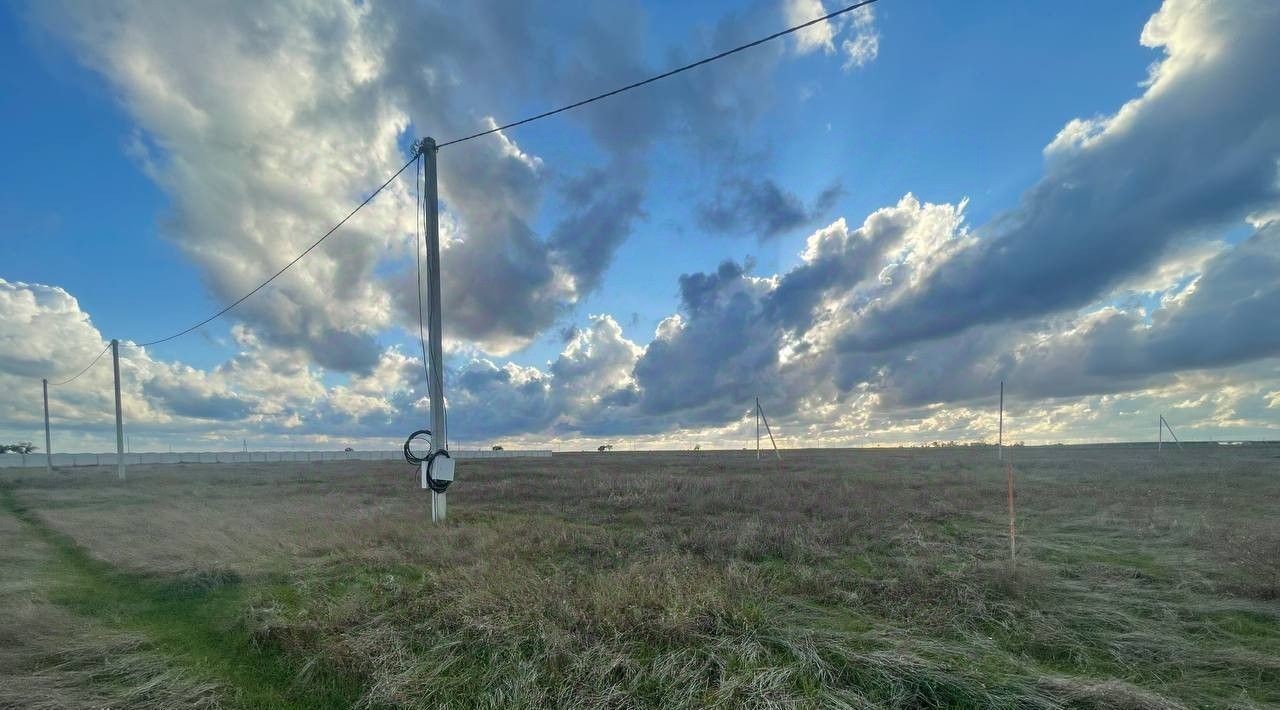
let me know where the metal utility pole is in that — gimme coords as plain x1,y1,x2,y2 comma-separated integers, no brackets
756,399,781,461
111,339,125,480
421,137,452,522
42,378,52,474
1160,415,1183,451
998,380,1004,460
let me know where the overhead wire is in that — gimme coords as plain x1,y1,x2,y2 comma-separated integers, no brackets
47,342,112,386
436,0,883,148
110,0,885,356
43,0,886,443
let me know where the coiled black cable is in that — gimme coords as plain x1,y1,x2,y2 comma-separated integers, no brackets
404,429,451,493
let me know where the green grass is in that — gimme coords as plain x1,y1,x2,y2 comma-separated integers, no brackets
2,447,1279,708
0,485,366,710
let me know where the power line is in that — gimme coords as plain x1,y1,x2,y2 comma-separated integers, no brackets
132,153,420,348
49,0,883,374
437,0,883,148
48,343,111,386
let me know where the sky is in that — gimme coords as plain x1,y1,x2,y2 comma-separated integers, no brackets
1,0,1278,453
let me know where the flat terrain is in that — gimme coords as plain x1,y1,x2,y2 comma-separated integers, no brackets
1,446,1278,709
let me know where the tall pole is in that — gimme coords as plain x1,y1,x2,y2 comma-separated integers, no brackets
422,137,449,522
111,339,125,480
1158,415,1163,452
998,380,1004,460
42,378,52,474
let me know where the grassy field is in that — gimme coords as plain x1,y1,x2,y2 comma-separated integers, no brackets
1,446,1277,709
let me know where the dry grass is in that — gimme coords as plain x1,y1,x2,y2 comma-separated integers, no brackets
0,497,221,709
2,445,1278,708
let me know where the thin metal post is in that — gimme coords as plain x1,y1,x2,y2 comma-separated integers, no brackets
111,339,125,480
1158,415,1163,452
755,396,760,461
1162,416,1183,451
42,378,52,474
998,380,1004,460
758,401,781,460
422,137,448,522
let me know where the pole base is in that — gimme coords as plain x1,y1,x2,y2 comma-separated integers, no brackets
432,491,446,523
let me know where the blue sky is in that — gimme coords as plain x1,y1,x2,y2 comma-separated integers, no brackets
1,0,1277,451
3,0,1158,369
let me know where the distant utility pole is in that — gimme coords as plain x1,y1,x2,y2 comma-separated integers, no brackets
111,339,125,480
1158,415,1183,452
42,378,52,474
421,137,453,522
998,380,1004,461
755,397,781,461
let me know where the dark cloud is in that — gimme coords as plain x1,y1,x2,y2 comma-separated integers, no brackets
555,1,782,159
548,164,647,295
1136,226,1280,371
259,323,382,375
142,379,251,421
558,325,580,344
846,0,1280,353
863,224,1280,411
697,177,842,241
633,261,783,424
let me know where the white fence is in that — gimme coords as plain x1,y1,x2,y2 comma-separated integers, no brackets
0,449,552,469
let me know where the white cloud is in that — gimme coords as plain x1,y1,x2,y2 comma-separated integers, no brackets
784,0,879,71
5,1,1279,452
785,0,836,55
841,6,879,70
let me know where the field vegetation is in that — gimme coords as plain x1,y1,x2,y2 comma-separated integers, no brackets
1,446,1278,708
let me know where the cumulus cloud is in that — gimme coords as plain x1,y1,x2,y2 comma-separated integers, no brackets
33,0,654,362
785,0,837,55
841,6,879,70
784,0,879,71
846,0,1280,352
33,0,852,362
7,1,1280,452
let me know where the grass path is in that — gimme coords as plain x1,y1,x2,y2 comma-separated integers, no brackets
0,485,366,710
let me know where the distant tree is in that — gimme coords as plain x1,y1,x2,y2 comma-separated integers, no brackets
597,444,613,452
491,445,504,451
1,442,37,454
693,444,701,451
